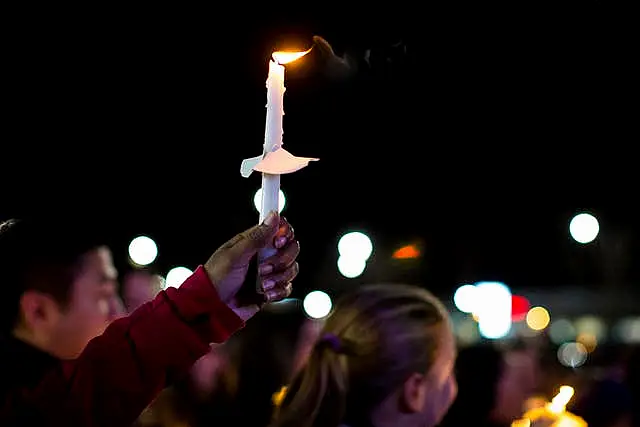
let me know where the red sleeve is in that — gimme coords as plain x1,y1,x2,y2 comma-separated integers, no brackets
1,265,245,427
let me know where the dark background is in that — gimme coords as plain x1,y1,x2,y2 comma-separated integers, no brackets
1,1,636,299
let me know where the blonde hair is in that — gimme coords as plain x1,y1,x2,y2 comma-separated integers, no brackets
271,283,450,427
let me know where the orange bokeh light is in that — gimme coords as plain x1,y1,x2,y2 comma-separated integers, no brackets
392,244,420,259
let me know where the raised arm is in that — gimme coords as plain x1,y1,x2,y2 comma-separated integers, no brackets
2,212,299,427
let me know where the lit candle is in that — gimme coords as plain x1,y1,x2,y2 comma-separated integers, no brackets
260,50,309,223
512,386,587,427
239,46,318,293
548,386,575,414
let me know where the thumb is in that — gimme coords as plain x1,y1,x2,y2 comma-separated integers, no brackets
313,35,337,59
232,210,280,257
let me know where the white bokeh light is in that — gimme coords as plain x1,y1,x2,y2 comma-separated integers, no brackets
453,284,478,314
337,255,367,278
337,232,373,261
154,274,167,291
549,318,577,344
475,281,512,339
569,213,599,244
128,236,158,266
614,317,640,343
303,290,332,319
165,266,193,288
253,188,286,214
558,342,588,368
575,315,607,341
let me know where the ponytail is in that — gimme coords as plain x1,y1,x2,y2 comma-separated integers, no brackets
273,284,449,427
271,335,348,427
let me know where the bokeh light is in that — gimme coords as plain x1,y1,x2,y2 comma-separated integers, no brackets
569,212,599,244
337,231,373,261
453,284,478,314
526,306,551,331
128,235,158,266
613,317,640,343
253,188,286,214
303,290,332,319
575,316,607,342
511,295,530,322
337,231,373,278
337,255,366,278
475,281,512,339
165,266,193,288
549,318,577,344
557,342,588,368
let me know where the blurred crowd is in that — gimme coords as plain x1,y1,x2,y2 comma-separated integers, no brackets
0,217,638,427
120,273,640,427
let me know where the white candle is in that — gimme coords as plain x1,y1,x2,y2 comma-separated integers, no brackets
259,50,310,222
260,58,286,224
254,49,312,289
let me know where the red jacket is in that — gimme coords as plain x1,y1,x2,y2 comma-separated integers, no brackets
0,266,245,426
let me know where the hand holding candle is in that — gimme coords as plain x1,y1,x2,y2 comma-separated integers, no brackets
512,386,587,427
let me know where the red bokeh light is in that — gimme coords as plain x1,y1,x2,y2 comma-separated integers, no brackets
511,295,530,322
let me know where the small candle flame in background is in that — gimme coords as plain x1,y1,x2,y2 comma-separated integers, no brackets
272,48,312,65
511,385,586,427
511,419,531,427
548,386,575,414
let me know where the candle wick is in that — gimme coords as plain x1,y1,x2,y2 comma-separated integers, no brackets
271,54,284,66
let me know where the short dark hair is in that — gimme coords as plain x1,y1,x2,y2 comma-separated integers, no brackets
0,217,107,334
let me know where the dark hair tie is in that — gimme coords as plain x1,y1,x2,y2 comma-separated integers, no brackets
319,332,344,353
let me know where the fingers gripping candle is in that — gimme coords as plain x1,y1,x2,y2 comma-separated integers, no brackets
239,46,318,293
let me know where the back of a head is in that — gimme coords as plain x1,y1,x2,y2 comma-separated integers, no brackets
0,217,107,334
625,347,640,426
233,309,309,426
573,378,633,427
271,283,450,427
176,309,309,427
122,271,164,312
439,344,504,427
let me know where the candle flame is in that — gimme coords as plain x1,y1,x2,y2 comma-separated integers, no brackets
548,386,574,414
511,419,531,427
272,48,312,65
